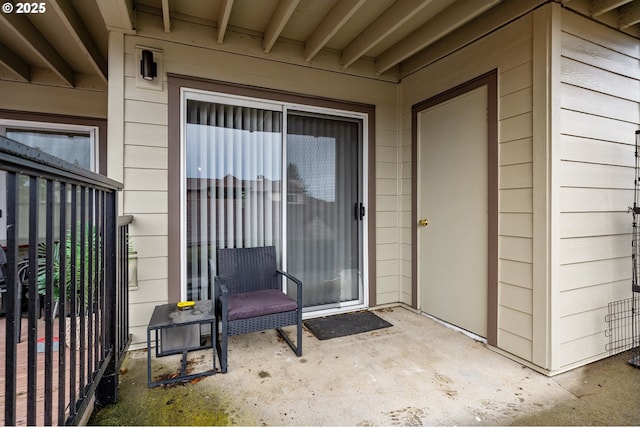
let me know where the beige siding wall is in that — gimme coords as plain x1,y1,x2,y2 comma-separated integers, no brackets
554,10,640,370
118,12,399,347
0,80,106,118
401,16,535,361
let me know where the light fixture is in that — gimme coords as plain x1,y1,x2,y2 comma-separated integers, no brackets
140,49,157,81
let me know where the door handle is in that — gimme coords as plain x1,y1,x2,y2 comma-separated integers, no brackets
354,203,365,220
418,219,429,227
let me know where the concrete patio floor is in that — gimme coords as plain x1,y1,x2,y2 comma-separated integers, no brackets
89,306,640,426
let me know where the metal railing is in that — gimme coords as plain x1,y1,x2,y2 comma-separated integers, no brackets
1,136,130,425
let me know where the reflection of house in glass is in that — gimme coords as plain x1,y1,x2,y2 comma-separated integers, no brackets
185,174,281,250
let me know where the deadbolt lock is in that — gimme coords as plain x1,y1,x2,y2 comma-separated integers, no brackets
418,219,429,227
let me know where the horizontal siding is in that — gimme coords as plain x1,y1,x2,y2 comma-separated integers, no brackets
560,257,630,292
499,282,533,314
560,212,630,238
124,122,168,148
499,213,532,238
499,236,532,263
560,235,629,265
500,259,533,289
560,162,633,190
497,329,532,361
556,9,640,370
500,163,532,189
559,279,628,317
560,84,640,126
561,109,638,144
500,138,532,166
499,306,532,340
559,188,630,212
560,135,634,168
0,81,107,118
561,56,638,103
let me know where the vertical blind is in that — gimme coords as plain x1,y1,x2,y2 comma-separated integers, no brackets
185,100,282,301
286,113,360,307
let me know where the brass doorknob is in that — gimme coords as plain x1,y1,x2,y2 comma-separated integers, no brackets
418,219,429,227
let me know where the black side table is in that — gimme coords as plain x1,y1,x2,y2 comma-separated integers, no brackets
146,300,216,387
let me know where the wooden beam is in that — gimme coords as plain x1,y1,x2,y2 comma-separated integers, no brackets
263,0,300,53
96,0,135,33
0,41,30,82
161,0,171,33
376,0,500,74
304,0,366,62
341,0,434,68
0,11,75,86
591,0,632,17
619,0,640,27
49,0,108,84
217,0,234,43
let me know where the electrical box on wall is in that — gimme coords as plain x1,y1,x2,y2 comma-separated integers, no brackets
136,46,163,91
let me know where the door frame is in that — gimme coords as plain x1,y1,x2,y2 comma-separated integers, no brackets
411,70,498,346
167,74,376,309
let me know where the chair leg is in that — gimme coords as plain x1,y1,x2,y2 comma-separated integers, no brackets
217,328,228,374
297,317,302,356
276,326,301,357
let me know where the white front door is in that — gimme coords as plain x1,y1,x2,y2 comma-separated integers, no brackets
417,86,488,338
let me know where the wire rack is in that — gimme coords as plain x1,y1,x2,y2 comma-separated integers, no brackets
606,296,640,367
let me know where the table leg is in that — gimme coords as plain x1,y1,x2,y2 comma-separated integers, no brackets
147,328,152,387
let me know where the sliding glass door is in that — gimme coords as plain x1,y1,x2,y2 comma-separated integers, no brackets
182,91,366,312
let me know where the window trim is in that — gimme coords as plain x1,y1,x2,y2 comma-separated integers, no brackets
0,110,107,174
168,74,376,306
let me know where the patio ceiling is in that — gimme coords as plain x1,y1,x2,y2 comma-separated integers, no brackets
0,0,638,89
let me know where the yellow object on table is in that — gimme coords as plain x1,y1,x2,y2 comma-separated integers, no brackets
177,301,195,310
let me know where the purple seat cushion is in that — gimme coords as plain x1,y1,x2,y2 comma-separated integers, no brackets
227,289,297,321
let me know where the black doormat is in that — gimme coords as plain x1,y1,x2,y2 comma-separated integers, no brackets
304,311,392,340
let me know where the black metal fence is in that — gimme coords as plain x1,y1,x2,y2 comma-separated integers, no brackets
1,136,130,425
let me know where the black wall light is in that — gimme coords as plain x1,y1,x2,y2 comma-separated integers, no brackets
140,49,157,80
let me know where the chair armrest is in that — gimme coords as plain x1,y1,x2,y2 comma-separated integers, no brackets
213,276,229,299
277,270,302,289
214,276,229,319
277,270,303,308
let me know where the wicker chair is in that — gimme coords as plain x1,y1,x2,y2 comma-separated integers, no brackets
215,246,302,373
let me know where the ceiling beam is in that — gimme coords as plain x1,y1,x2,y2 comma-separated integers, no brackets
341,0,434,68
304,0,366,62
0,11,75,86
619,0,640,27
49,0,107,84
161,0,171,33
0,41,30,82
592,0,632,16
217,0,234,43
376,0,500,74
96,0,135,33
263,0,300,53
